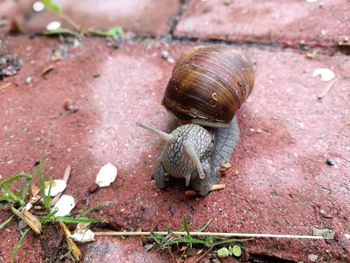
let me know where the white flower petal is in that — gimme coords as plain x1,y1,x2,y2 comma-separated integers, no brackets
95,163,118,187
313,68,335,81
53,194,75,216
71,229,95,243
45,179,67,197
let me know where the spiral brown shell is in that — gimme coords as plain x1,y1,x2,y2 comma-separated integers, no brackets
162,45,255,127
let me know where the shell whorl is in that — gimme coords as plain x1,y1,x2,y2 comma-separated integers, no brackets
162,45,255,127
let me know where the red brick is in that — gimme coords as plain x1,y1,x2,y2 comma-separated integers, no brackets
22,0,179,36
0,36,349,261
175,0,350,48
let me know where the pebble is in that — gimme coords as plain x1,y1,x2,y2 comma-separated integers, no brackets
161,51,169,59
25,76,32,84
326,158,336,166
308,254,318,262
88,184,99,194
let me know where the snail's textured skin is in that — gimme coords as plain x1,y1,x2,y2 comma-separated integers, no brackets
154,124,213,188
191,116,240,195
154,116,240,195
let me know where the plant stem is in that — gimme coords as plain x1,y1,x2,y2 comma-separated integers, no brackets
94,231,328,240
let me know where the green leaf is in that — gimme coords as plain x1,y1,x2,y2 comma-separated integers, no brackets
10,228,30,263
54,216,100,224
217,245,242,258
217,247,229,258
0,215,14,229
230,245,242,257
41,0,62,14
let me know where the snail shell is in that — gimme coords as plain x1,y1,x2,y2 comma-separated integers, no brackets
162,45,255,127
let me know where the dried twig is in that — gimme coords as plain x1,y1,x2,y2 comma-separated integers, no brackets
94,231,328,240
51,166,71,206
0,82,13,91
318,79,337,100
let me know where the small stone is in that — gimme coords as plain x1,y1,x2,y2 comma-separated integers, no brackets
308,254,318,262
344,234,350,240
63,99,79,114
25,76,32,84
160,51,169,59
167,57,175,64
326,158,336,166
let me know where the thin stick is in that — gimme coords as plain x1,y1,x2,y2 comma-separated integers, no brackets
51,166,71,206
94,231,328,240
318,79,337,100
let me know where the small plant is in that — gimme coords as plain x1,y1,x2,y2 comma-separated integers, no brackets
217,244,242,258
40,0,123,39
0,160,99,262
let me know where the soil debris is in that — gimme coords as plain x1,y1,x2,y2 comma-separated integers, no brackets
0,52,22,79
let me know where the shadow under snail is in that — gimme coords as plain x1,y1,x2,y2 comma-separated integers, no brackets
138,45,255,196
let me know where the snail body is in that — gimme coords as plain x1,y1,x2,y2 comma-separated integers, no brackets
138,123,213,187
139,45,255,195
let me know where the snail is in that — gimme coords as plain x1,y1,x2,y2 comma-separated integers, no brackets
138,45,255,196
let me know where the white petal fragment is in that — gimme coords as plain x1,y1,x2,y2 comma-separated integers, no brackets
71,229,95,243
95,163,118,187
32,1,45,12
46,21,61,31
313,68,335,81
306,0,318,3
53,194,75,216
45,179,67,196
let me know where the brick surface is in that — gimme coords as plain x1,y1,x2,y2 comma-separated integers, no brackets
21,0,179,36
175,0,350,48
0,36,349,261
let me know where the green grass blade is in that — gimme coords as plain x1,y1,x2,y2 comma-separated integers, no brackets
183,215,190,236
0,173,32,187
79,201,114,217
0,215,14,229
206,237,242,247
38,208,58,224
10,228,30,263
197,219,211,232
54,216,100,224
1,185,19,203
89,26,124,38
43,178,52,211
20,178,32,205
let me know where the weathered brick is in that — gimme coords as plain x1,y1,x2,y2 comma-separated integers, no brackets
175,0,350,48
